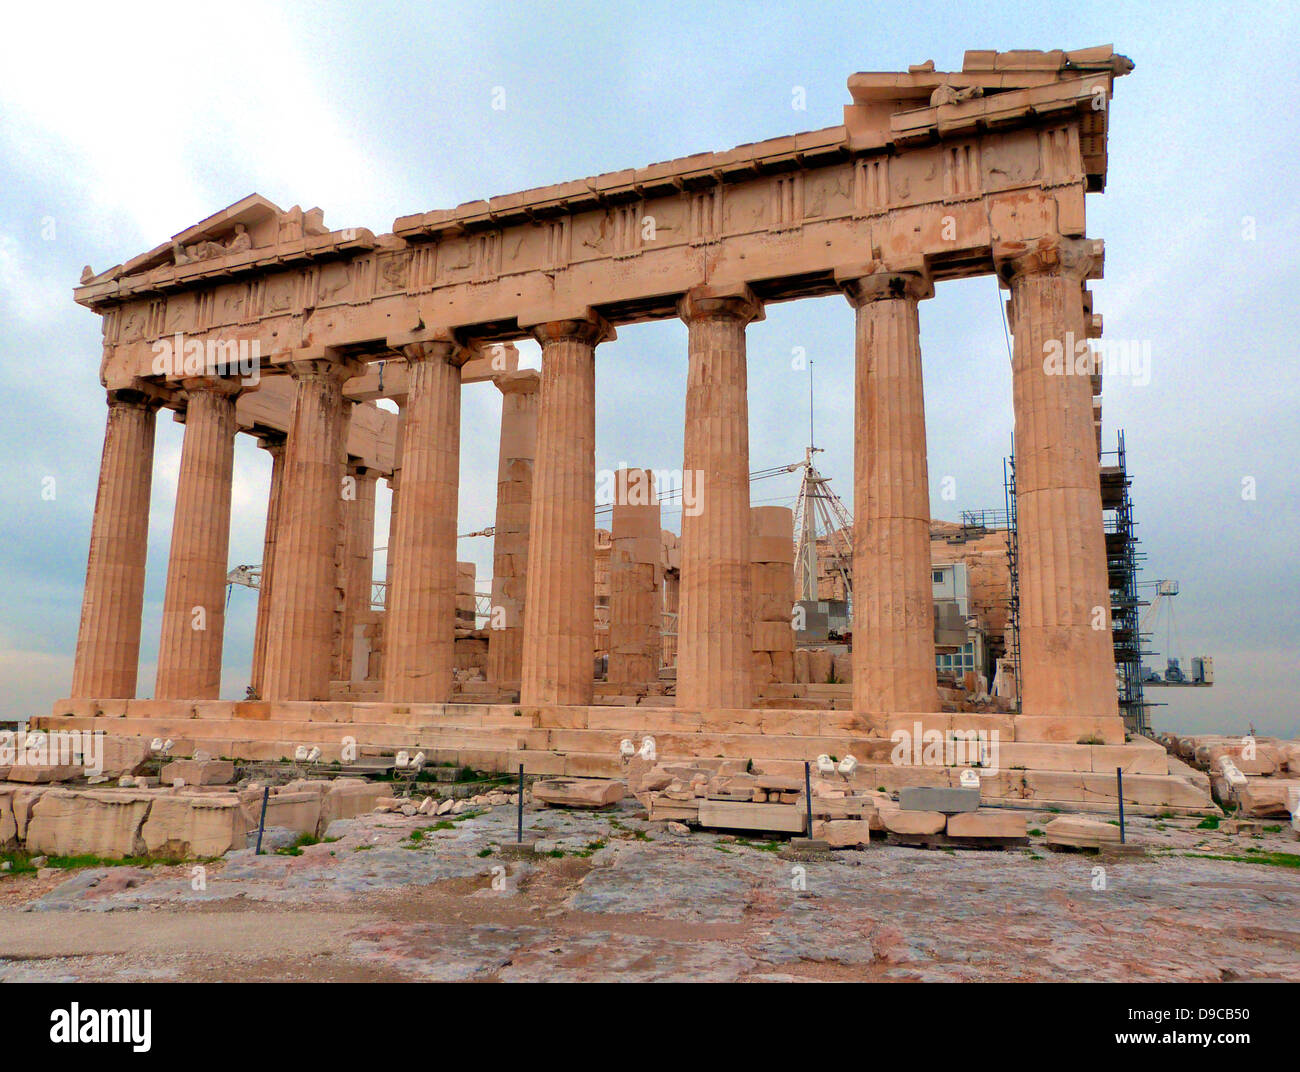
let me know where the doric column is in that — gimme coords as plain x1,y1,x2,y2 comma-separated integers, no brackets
70,389,161,699
383,339,462,702
608,468,661,687
261,358,360,702
377,400,405,682
840,265,938,719
155,377,243,700
519,313,613,706
248,431,286,698
997,236,1119,728
487,369,540,689
337,461,378,683
675,285,762,712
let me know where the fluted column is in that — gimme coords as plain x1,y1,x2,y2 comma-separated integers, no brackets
261,359,360,701
519,313,613,706
377,401,405,682
155,377,243,700
383,340,462,702
608,468,661,687
675,286,762,712
997,236,1119,728
70,389,161,698
841,266,938,719
249,432,286,698
487,369,540,689
337,462,378,683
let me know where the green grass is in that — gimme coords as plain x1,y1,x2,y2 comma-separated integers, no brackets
3,850,188,871
275,832,326,856
1027,828,1044,837
1183,851,1300,870
476,847,493,858
1195,816,1221,830
0,851,37,875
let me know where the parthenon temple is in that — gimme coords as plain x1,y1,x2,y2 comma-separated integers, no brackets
42,46,1214,812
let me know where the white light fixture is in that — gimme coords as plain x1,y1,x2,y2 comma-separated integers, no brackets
959,768,980,788
837,755,858,776
816,754,835,774
638,736,657,761
619,739,635,757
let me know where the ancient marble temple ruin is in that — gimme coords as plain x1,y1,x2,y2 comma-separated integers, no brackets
44,47,1209,809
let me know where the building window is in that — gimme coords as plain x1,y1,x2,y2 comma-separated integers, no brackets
933,570,944,584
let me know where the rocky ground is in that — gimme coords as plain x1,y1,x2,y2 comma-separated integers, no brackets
1,803,1297,982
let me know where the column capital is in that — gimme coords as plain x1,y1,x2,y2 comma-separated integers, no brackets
837,262,934,306
105,385,168,411
253,428,288,453
994,235,1104,285
283,355,367,384
178,375,245,400
389,327,469,366
526,310,615,347
493,368,541,396
676,284,763,326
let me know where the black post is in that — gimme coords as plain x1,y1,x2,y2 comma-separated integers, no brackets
516,764,524,844
804,760,814,837
1116,767,1126,844
254,785,271,855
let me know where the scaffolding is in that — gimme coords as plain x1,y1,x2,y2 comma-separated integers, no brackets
1002,451,1022,714
1100,430,1147,734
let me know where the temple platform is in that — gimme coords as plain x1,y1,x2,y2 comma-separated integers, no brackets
36,699,1216,817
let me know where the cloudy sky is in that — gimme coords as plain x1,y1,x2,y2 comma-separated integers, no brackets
1,1,1296,736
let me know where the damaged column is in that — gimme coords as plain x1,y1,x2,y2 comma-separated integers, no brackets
839,264,938,721
336,459,377,684
675,285,762,713
996,236,1121,739
248,431,286,698
486,369,540,691
607,468,661,689
750,505,796,686
519,313,613,706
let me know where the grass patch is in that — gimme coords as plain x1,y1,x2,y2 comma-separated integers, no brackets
353,845,374,852
275,832,325,856
1196,816,1221,830
4,851,188,870
0,851,38,876
1183,851,1300,870
571,839,606,859
477,847,493,858
1027,828,1044,837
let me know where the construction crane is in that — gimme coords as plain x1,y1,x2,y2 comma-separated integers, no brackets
1138,578,1214,687
788,447,854,603
227,526,498,611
